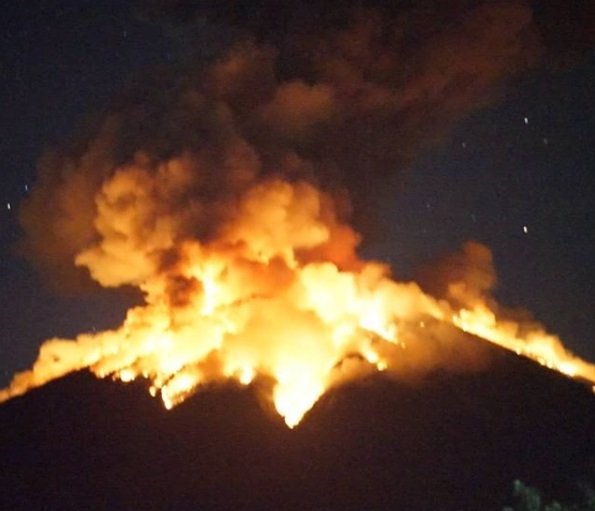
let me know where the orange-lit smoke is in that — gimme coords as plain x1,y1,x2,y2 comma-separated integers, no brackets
3,164,595,426
3,3,595,426
1,158,449,427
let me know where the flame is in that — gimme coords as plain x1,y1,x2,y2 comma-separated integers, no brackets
2,173,595,427
451,305,595,381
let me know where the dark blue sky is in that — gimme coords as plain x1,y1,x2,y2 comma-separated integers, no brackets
0,1,179,383
1,1,594,385
376,54,595,360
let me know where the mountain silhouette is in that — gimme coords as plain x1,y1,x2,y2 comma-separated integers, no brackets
2,338,595,511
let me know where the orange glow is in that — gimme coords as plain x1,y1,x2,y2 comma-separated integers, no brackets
2,174,594,427
451,304,595,381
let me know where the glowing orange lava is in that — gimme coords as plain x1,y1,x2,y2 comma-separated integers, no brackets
2,172,594,427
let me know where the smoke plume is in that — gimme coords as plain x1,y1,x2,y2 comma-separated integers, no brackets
22,0,556,283
6,0,595,426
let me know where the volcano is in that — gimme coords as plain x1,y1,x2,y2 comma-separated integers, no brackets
2,335,595,511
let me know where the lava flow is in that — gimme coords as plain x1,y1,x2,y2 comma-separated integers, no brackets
2,169,595,427
3,2,595,427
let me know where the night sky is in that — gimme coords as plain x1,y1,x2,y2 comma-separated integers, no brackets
1,0,594,387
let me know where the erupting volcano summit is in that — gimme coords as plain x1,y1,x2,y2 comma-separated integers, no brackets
2,0,595,427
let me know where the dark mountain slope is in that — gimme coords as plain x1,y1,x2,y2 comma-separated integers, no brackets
2,342,595,511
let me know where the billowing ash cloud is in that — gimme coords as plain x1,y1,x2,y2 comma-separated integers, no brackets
22,0,588,286
136,0,595,64
7,0,595,426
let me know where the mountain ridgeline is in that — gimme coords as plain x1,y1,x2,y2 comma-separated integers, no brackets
1,337,595,511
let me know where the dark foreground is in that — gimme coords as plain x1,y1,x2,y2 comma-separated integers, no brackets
2,344,595,511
